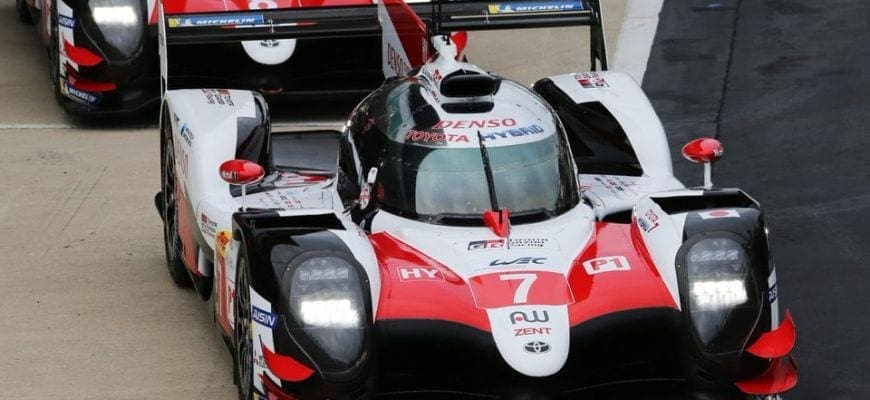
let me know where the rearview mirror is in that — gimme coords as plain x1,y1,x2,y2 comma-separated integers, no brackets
219,160,265,211
681,138,723,189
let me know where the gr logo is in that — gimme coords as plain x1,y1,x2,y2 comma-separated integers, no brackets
509,310,550,325
582,256,631,275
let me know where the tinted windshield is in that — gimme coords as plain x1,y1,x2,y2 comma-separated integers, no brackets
378,134,578,223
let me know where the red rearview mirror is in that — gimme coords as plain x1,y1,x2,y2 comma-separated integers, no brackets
219,160,265,186
682,138,724,164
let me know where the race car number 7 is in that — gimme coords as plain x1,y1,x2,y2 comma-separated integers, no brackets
499,273,537,304
469,271,574,308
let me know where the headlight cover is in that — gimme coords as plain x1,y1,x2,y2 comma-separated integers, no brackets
284,253,367,374
87,0,143,57
684,236,754,348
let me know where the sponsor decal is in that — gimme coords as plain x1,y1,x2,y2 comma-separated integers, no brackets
397,267,443,282
490,257,546,266
480,124,545,142
201,89,235,106
575,72,609,88
767,283,778,303
467,238,555,251
430,68,444,83
523,341,551,354
589,175,639,201
386,42,411,78
469,271,574,308
179,123,194,146
434,118,517,129
582,256,631,275
263,190,305,209
638,209,661,233
251,306,278,328
468,239,505,250
61,80,101,106
58,15,76,29
200,214,217,239
514,327,552,336
404,129,470,144
359,183,372,208
699,209,740,219
488,1,583,14
509,310,550,324
216,230,231,256
167,14,265,28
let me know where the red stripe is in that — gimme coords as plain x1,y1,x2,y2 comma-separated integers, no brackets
65,67,117,92
163,1,377,15
261,343,315,382
174,183,200,276
63,40,103,67
747,310,796,359
735,355,798,395
567,223,678,326
149,0,159,25
370,232,490,331
383,0,428,68
451,31,469,57
373,223,678,331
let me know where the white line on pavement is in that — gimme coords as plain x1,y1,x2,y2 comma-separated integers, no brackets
612,0,664,84
0,123,75,130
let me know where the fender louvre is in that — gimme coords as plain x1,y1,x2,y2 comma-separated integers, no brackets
239,212,345,231
651,189,757,215
533,78,643,176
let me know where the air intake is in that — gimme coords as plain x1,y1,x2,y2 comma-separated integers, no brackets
440,72,500,98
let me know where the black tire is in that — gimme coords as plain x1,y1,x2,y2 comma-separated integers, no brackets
17,0,33,23
234,255,256,400
47,2,64,105
161,114,192,287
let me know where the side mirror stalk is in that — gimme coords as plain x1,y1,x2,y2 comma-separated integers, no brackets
219,160,266,212
681,138,724,190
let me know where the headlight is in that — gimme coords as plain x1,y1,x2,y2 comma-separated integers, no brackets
87,0,143,57
685,237,753,347
284,254,367,373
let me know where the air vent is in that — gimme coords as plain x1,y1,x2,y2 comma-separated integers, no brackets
440,72,500,98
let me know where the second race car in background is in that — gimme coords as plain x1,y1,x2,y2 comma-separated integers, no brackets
17,0,440,116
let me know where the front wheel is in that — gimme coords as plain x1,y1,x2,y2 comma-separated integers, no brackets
161,120,192,287
234,255,255,400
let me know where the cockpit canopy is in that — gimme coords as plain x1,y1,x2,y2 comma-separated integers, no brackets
363,79,580,224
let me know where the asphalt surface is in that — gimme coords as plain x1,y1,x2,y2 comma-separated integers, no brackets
644,1,870,399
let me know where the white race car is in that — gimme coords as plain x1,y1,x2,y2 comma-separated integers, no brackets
156,1,797,399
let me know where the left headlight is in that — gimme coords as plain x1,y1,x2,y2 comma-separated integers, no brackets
284,253,368,374
87,0,143,57
684,236,758,351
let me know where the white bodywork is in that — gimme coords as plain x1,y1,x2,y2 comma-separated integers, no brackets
162,43,790,379
163,65,706,377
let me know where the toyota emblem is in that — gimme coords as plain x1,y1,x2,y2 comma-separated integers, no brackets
523,341,551,354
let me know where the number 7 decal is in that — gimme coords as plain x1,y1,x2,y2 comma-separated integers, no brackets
470,271,574,308
499,273,537,304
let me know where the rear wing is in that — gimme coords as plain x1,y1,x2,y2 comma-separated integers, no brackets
159,0,608,91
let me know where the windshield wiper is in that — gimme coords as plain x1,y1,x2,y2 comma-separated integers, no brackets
477,131,500,212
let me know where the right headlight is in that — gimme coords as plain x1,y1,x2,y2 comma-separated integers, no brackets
283,253,368,375
684,236,757,351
